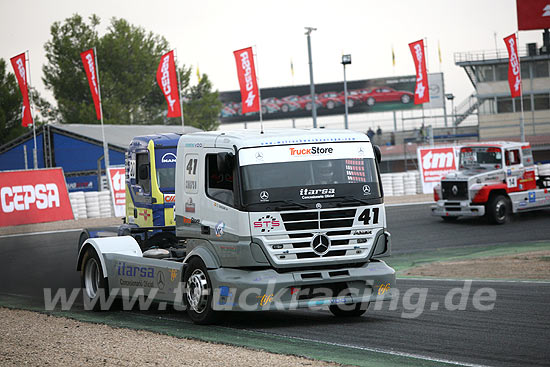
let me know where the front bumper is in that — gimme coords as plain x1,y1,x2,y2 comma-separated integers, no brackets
431,201,485,217
207,260,395,311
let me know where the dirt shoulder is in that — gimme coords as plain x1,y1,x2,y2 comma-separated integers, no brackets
0,307,336,367
402,250,550,280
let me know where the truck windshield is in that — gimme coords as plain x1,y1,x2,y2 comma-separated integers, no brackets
460,147,502,168
155,148,177,191
240,157,381,209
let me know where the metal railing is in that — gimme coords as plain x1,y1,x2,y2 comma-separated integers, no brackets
454,47,530,63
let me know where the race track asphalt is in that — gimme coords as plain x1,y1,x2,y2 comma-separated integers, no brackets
1,204,550,366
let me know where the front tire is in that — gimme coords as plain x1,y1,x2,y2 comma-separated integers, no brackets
184,257,218,324
401,94,411,103
81,249,108,311
329,302,369,317
487,194,511,224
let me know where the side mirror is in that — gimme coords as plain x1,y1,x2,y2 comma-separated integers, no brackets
138,164,150,180
373,145,382,164
217,152,235,174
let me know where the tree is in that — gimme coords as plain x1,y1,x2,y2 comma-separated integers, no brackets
43,14,221,130
183,74,221,131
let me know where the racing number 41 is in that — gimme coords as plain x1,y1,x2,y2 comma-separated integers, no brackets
186,158,198,175
358,207,380,225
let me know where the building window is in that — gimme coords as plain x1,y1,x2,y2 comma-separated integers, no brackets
534,60,550,78
534,93,550,110
497,97,513,113
495,64,508,81
478,98,496,115
514,96,531,111
476,66,494,82
520,62,530,79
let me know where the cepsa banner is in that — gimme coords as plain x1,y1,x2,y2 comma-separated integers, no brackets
417,146,461,194
0,168,74,227
107,166,125,217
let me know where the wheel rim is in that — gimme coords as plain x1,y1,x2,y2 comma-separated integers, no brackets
495,200,507,221
84,258,100,299
367,98,374,106
402,95,410,103
186,269,209,314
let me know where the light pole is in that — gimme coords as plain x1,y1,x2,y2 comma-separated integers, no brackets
341,54,351,129
305,27,317,128
445,93,455,136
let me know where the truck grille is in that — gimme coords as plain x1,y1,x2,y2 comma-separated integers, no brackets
442,181,468,201
255,207,381,266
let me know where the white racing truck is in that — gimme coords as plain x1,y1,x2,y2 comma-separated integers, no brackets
77,129,395,324
432,141,550,224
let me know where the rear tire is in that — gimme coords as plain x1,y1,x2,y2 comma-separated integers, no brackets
329,302,369,317
80,249,108,311
184,257,218,324
487,194,511,224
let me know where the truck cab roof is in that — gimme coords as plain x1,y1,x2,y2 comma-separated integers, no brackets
182,129,371,150
129,133,182,152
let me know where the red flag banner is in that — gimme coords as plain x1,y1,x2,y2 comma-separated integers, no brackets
504,34,522,98
233,47,260,114
80,49,102,120
0,168,74,226
156,50,181,118
409,40,430,105
10,53,33,127
517,0,550,31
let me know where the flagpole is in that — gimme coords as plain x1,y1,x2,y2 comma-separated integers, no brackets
253,45,264,133
174,49,185,132
26,50,38,169
93,47,110,174
516,32,525,142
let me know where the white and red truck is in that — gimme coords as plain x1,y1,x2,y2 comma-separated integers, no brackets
432,141,550,224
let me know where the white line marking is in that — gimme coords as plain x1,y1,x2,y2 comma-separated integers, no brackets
151,313,490,367
386,201,433,207
398,277,550,284
0,229,81,239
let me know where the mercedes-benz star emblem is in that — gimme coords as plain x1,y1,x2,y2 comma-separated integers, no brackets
451,185,458,196
316,203,322,209
255,152,264,161
311,234,331,256
259,191,269,201
156,271,165,290
363,184,371,194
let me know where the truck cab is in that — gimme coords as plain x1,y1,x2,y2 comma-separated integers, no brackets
77,129,395,324
121,133,180,244
432,141,550,224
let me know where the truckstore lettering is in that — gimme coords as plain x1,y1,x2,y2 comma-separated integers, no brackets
289,146,334,156
1,184,60,213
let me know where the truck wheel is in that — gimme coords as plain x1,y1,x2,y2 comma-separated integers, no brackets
487,195,511,224
184,257,218,324
81,249,108,311
329,302,369,317
78,231,89,253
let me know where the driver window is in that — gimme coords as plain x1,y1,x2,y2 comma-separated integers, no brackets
506,150,521,166
136,153,150,193
206,154,234,206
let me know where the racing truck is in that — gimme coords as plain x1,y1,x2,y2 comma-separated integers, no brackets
432,141,550,224
77,129,395,324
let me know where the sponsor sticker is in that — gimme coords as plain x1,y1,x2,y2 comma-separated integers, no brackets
215,221,225,237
